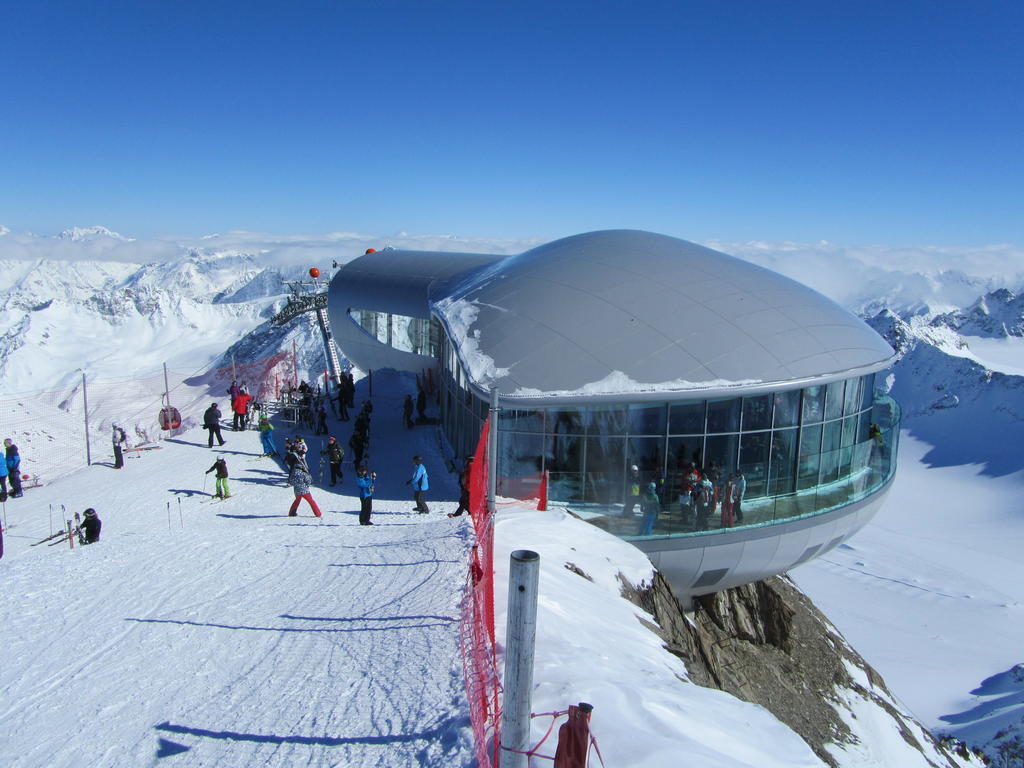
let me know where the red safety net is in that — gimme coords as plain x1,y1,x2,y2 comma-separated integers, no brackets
459,416,502,767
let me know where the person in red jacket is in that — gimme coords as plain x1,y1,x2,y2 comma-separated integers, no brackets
231,392,252,431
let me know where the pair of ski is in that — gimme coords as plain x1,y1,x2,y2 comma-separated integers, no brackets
202,493,237,504
34,514,85,548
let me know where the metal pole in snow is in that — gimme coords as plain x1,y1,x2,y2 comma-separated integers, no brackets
178,497,183,528
499,550,540,768
49,503,53,536
488,388,499,513
166,501,171,531
82,372,92,467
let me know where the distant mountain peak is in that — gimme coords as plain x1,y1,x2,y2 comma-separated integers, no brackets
57,225,134,242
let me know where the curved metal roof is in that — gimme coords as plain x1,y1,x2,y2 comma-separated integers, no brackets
432,230,895,402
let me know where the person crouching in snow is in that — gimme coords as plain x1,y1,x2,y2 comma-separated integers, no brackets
205,457,230,499
80,508,101,543
287,451,321,518
356,465,376,525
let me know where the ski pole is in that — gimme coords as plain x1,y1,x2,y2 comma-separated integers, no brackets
178,497,183,528
203,474,208,495
166,501,171,531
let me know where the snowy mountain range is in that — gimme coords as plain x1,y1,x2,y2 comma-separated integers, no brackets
1,226,1023,765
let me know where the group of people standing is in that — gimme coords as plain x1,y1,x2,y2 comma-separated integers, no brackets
228,381,254,432
0,438,23,501
626,462,747,535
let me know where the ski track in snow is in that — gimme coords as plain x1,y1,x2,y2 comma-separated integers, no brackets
0,371,474,768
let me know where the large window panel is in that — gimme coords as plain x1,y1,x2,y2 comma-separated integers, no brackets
705,434,738,475
798,424,822,491
499,408,545,433
546,433,584,503
548,407,584,436
773,389,801,428
739,432,769,497
669,401,706,434
584,436,625,504
825,380,846,421
627,403,667,435
819,420,843,483
802,386,825,423
668,436,703,474
626,437,665,484
742,394,773,431
861,373,876,410
707,398,740,433
768,428,798,496
844,376,864,416
497,432,544,499
583,406,628,435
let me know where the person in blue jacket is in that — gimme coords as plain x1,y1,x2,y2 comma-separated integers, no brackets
0,445,9,502
406,455,430,513
356,465,376,525
638,482,660,536
4,439,22,498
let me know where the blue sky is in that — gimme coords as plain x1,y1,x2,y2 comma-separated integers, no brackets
2,0,1021,244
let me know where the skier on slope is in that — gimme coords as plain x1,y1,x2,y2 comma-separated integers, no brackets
287,450,322,518
205,457,230,499
203,403,226,448
356,465,376,525
406,455,430,514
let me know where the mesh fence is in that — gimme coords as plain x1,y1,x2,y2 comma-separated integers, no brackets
459,416,502,767
0,351,301,486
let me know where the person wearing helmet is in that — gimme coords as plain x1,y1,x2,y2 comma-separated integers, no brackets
80,508,102,544
205,456,230,499
623,464,642,516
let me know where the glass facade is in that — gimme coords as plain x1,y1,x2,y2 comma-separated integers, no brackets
438,331,899,541
349,309,441,358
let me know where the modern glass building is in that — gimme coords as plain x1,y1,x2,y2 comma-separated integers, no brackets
328,230,899,600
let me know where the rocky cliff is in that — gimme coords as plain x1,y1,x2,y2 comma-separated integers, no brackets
624,573,986,768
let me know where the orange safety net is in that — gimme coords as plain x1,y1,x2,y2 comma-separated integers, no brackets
459,416,502,767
